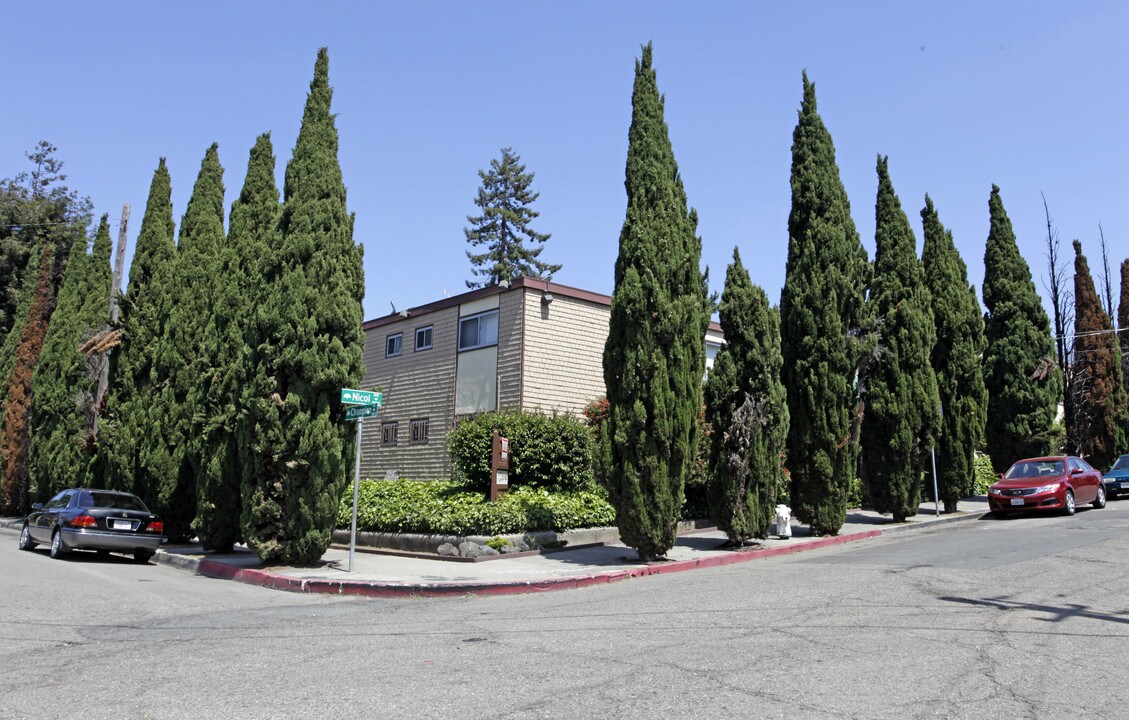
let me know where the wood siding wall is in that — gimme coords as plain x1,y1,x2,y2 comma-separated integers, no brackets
520,289,609,417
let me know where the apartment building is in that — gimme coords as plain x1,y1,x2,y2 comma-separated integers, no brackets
358,277,724,481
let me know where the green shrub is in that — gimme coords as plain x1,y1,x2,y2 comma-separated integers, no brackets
338,479,615,535
447,410,595,492
973,453,996,496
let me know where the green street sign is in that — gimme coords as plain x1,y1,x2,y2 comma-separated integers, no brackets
344,405,377,421
341,388,382,406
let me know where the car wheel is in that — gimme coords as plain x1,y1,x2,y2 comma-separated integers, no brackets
133,550,154,564
1093,485,1107,509
1063,489,1076,516
18,524,36,551
49,529,69,559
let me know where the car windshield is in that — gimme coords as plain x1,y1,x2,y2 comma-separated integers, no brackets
1005,460,1065,479
1112,456,1129,471
87,491,148,512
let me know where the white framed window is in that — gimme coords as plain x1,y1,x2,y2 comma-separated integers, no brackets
386,333,402,358
409,418,429,444
415,326,433,351
458,310,498,351
381,422,399,447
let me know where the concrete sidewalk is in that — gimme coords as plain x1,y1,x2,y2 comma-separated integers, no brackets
3,498,990,598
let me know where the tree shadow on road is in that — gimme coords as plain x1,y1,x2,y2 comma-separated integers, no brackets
939,595,1129,625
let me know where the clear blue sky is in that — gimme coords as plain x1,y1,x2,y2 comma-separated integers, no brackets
4,1,1126,322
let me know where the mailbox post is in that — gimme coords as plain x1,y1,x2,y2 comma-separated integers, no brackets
491,430,510,501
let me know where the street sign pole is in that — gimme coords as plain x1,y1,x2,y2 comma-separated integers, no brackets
349,417,363,572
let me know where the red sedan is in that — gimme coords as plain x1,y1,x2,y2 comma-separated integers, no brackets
988,456,1105,517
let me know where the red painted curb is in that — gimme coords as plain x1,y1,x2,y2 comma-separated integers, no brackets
192,529,883,598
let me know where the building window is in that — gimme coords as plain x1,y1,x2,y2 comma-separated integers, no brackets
415,326,433,351
381,422,399,447
458,310,498,351
409,418,430,444
386,333,402,358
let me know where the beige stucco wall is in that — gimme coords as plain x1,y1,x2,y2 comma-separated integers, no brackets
359,306,459,481
520,289,609,417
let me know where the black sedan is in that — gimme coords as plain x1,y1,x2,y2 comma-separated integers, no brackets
19,488,164,563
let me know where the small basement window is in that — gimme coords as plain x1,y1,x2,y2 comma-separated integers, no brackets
381,422,399,447
409,418,430,444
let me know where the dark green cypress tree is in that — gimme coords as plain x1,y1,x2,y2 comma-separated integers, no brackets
1071,240,1127,469
860,158,940,521
704,248,788,542
982,185,1062,470
603,43,709,560
28,215,112,499
464,147,561,288
241,48,364,564
148,144,225,542
780,73,871,535
99,160,176,506
195,133,279,553
1120,259,1129,398
921,195,987,511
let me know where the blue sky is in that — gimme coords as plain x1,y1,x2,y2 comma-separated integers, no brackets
4,1,1126,322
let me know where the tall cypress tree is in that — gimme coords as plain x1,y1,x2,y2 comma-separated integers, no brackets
982,185,1061,471
780,73,871,535
921,196,987,511
603,43,709,560
148,144,226,542
860,157,939,521
1120,259,1129,397
99,160,177,506
28,215,113,499
0,245,57,514
464,147,561,288
196,133,279,553
1071,240,1127,469
705,248,788,542
241,49,364,564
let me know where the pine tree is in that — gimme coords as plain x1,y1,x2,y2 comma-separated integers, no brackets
0,142,92,348
704,248,788,543
241,48,364,564
149,144,225,542
603,43,709,560
98,160,177,507
982,185,1061,471
921,195,987,511
28,215,112,500
1071,240,1127,469
860,158,940,521
195,133,279,553
780,73,871,535
464,147,560,288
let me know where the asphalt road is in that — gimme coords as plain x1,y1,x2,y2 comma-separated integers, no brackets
4,504,1129,720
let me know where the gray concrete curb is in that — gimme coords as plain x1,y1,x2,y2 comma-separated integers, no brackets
2,507,991,598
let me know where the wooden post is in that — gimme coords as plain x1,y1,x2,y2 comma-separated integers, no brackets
91,202,129,440
491,430,510,501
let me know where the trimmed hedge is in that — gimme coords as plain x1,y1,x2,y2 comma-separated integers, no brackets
338,479,615,536
447,410,595,492
973,453,996,496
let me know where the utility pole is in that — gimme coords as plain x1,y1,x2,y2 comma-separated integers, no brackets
91,202,129,439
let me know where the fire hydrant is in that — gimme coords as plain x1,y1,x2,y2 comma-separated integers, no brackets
775,504,792,539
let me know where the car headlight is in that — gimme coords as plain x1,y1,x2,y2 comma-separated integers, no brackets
1036,484,1061,494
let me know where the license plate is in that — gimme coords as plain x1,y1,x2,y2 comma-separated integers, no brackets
112,520,132,530
1010,498,1024,506
1121,482,1129,490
